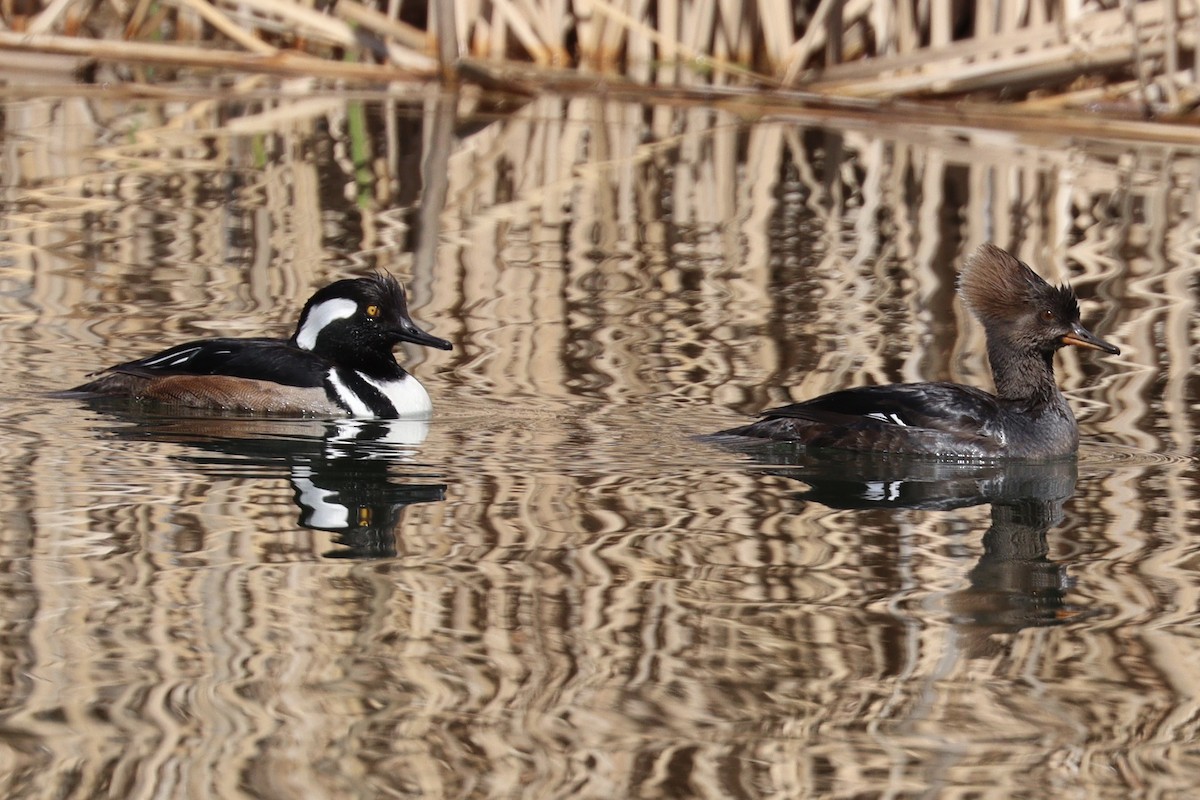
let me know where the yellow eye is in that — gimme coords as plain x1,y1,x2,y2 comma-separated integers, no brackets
365,304,380,318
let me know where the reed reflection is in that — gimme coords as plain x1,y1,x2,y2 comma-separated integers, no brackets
83,403,446,558
740,446,1087,634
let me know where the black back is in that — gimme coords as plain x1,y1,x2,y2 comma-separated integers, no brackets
108,337,330,387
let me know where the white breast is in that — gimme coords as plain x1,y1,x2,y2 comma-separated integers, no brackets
325,367,434,418
360,372,433,418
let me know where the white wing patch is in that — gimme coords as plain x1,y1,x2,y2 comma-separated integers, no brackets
142,346,202,368
296,298,357,350
865,411,908,426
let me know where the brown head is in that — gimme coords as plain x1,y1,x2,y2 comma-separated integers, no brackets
958,243,1119,356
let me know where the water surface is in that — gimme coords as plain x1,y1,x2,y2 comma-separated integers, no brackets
1,83,1199,798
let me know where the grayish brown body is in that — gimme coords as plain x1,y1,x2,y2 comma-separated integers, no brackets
719,244,1120,460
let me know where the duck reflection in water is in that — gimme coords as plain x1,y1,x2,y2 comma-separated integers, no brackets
741,445,1094,640
83,401,446,558
290,420,447,559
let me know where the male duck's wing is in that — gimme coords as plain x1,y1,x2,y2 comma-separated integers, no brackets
99,337,329,388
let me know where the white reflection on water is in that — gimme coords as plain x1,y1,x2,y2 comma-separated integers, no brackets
0,86,1199,798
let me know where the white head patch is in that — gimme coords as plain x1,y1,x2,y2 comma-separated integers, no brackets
296,298,357,350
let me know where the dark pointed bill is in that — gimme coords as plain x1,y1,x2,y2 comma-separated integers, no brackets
1062,321,1119,355
392,322,453,351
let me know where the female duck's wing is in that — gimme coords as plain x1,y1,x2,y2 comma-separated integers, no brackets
722,382,1007,457
769,383,1000,430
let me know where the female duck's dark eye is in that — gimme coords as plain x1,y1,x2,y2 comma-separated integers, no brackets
1040,309,1055,323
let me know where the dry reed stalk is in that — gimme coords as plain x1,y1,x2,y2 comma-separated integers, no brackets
929,0,950,47
1016,70,1200,114
722,0,751,69
221,97,348,132
123,0,154,39
0,0,1192,126
781,0,860,83
334,1,435,72
570,0,600,66
1013,76,1146,112
618,0,652,68
489,0,551,64
213,0,359,49
24,0,74,34
827,33,1191,99
516,0,570,65
1163,0,1181,108
586,0,777,86
796,0,1190,91
804,98,1200,146
753,0,790,67
335,0,425,51
811,19,1070,84
333,2,437,70
0,29,427,80
895,0,918,55
806,0,1196,100
854,0,1187,82
436,0,460,71
170,0,278,56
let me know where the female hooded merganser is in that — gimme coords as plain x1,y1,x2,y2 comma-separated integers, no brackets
718,243,1120,459
61,274,452,419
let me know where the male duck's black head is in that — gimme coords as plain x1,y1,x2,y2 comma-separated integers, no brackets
290,275,453,369
958,243,1120,357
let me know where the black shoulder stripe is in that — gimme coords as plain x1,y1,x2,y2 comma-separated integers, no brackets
323,368,398,419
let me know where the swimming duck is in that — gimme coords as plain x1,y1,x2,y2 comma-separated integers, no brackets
62,274,452,419
717,243,1119,459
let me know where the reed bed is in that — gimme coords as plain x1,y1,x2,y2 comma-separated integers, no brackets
1,0,1197,121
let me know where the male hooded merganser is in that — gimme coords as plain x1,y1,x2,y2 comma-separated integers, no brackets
61,274,452,419
718,243,1120,459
